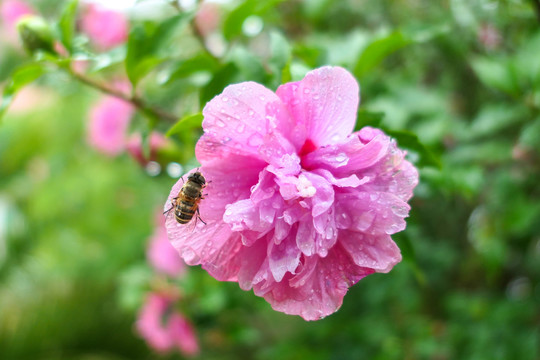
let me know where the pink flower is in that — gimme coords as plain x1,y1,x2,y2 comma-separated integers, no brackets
80,4,128,50
478,23,501,51
0,0,34,31
136,293,199,356
127,132,169,166
194,2,221,37
147,211,186,277
87,95,134,156
164,66,419,320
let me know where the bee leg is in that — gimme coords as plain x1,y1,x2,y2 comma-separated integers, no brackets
196,208,207,225
163,197,178,215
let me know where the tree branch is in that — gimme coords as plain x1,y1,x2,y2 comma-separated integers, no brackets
69,70,178,122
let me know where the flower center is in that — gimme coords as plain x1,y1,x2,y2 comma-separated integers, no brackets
298,139,317,170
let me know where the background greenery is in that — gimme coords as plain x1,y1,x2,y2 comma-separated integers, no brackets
1,0,539,359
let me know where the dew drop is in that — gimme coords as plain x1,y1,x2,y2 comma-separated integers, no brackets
248,110,254,116
335,152,348,164
222,96,229,102
237,124,245,133
216,119,226,127
370,193,378,201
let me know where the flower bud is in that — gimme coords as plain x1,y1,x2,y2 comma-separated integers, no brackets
16,15,55,54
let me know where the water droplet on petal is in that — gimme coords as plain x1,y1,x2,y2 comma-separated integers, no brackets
237,124,245,133
216,119,226,127
222,96,229,102
335,152,348,164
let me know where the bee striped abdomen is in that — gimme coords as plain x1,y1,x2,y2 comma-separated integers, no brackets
168,171,207,225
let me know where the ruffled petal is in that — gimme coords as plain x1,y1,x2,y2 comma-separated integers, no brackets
268,234,301,282
276,66,359,147
302,129,389,175
258,244,374,321
339,231,402,273
200,82,294,161
335,192,411,235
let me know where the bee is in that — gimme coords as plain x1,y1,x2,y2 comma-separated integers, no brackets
165,171,207,225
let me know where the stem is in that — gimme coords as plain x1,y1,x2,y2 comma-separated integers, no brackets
69,69,178,122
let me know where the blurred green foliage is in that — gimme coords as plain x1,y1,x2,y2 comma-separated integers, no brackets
1,0,539,359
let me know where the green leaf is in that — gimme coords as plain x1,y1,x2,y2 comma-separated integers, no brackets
385,129,442,169
0,63,49,122
223,0,285,40
164,54,220,84
58,0,79,53
200,63,239,105
166,113,203,137
519,116,540,152
89,46,127,73
471,57,520,96
223,0,258,40
125,13,192,87
229,46,267,83
268,31,292,86
354,31,410,78
394,232,426,286
269,31,292,72
355,109,384,130
467,104,528,139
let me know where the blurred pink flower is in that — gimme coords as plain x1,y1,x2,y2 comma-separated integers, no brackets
136,293,199,356
127,132,169,166
478,23,501,50
165,66,418,320
194,2,221,37
0,0,34,31
80,4,128,50
87,94,134,156
147,211,186,277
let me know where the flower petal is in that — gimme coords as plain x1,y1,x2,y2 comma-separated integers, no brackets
201,82,294,160
276,66,359,147
259,244,373,321
339,231,402,273
335,192,410,235
168,313,200,356
268,234,301,282
303,129,390,175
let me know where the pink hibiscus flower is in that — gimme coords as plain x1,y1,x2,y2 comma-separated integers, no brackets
87,95,134,156
164,66,419,320
147,210,186,277
80,4,128,50
136,293,199,356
